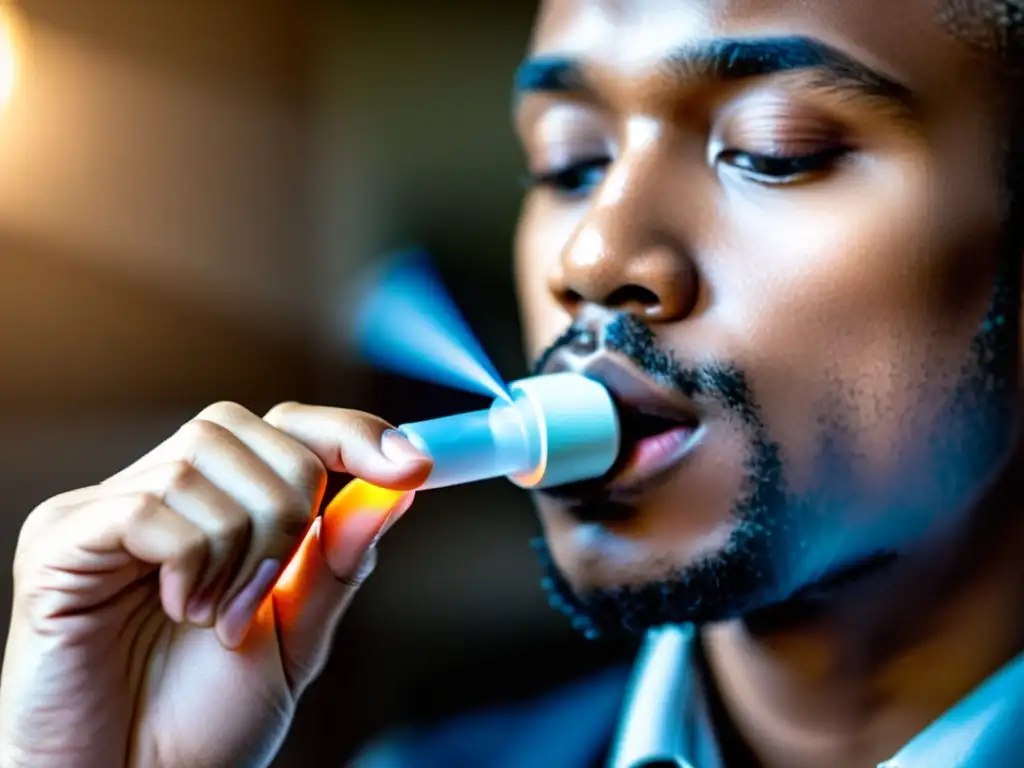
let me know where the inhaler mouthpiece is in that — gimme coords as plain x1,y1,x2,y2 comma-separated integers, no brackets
397,372,620,490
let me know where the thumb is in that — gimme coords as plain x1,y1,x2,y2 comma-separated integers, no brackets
270,479,414,695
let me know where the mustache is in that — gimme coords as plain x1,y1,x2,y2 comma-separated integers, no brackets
531,312,677,378
531,312,752,412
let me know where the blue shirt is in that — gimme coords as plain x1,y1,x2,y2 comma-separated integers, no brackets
609,625,1024,768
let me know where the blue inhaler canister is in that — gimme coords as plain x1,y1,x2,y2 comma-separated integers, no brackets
396,372,620,490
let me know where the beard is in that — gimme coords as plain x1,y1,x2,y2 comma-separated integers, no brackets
530,252,1021,640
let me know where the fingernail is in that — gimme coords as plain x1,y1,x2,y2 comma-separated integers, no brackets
219,559,281,648
380,429,429,466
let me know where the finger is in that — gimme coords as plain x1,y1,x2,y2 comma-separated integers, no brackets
145,420,317,647
28,466,249,625
174,420,313,610
98,461,253,626
269,480,414,693
183,402,337,629
101,401,318,489
57,493,210,623
195,401,329,509
103,416,316,644
264,402,432,491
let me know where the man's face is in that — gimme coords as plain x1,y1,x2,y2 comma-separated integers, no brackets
514,0,1022,634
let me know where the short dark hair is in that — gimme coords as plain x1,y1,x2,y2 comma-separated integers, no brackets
938,1,1024,66
938,2,1024,244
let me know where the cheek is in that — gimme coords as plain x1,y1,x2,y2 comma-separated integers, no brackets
712,156,1000,495
515,196,584,358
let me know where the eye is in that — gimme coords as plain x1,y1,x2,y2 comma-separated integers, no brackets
716,146,849,185
523,155,612,197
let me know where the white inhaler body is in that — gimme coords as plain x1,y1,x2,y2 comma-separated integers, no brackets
397,372,620,490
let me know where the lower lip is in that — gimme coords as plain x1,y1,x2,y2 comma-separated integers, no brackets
610,425,700,491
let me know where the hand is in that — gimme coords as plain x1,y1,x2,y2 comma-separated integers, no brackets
0,402,432,768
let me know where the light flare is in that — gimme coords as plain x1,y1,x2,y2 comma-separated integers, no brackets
275,480,408,599
0,4,20,113
344,250,511,402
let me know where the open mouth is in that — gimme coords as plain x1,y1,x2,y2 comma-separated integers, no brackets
537,349,704,502
611,400,701,491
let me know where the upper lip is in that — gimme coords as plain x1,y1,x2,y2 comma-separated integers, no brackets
539,346,701,429
535,344,700,502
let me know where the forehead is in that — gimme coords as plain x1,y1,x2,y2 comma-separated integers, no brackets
530,0,985,91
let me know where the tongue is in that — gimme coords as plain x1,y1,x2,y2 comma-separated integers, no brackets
628,425,693,467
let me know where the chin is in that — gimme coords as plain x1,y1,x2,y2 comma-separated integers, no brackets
532,499,796,635
532,406,761,590
541,512,741,594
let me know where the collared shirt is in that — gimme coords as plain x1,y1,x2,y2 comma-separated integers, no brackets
608,624,1024,768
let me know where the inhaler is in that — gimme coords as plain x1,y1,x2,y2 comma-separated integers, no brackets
397,372,620,490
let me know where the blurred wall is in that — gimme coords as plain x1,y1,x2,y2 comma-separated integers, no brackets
0,2,631,765
0,0,317,560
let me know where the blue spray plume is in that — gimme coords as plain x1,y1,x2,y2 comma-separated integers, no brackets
346,250,512,402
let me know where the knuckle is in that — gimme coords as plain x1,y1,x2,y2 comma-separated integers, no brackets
264,400,302,425
177,417,230,448
14,493,89,585
197,400,250,425
289,451,328,501
12,513,45,585
338,415,385,455
18,500,59,547
126,492,164,523
164,459,200,491
333,410,376,439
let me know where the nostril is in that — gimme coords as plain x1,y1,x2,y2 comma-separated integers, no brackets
604,284,659,309
561,288,584,307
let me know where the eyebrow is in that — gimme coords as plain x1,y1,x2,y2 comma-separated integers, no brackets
514,35,913,113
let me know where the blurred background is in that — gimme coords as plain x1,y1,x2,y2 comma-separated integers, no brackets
0,0,632,764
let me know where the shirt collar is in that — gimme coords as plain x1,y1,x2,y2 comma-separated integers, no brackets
607,625,722,768
607,624,1024,768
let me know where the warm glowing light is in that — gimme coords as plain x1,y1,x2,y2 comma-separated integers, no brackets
0,3,23,114
273,480,408,598
323,478,408,518
274,518,319,600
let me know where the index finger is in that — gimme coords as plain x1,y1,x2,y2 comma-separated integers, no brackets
264,402,432,491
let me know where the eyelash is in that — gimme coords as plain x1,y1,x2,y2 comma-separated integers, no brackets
524,146,849,195
717,146,849,184
522,156,612,197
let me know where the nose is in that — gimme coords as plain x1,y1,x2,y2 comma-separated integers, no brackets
548,197,698,326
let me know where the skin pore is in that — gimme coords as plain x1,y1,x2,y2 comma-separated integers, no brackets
513,1,1024,766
